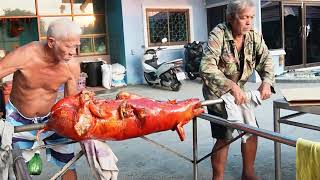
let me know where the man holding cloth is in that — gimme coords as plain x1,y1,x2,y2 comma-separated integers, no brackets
200,0,275,179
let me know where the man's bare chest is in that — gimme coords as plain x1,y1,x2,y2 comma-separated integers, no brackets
19,65,70,90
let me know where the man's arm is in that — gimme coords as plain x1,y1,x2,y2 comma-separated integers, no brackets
200,26,246,104
0,45,29,79
64,60,81,97
254,32,275,100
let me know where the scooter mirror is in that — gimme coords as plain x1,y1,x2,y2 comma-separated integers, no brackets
161,38,168,44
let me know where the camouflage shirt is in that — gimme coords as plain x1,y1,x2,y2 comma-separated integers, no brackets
200,23,275,103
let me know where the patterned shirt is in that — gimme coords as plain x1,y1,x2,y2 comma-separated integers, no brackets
200,23,275,101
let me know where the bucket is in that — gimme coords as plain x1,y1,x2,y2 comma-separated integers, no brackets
80,61,103,87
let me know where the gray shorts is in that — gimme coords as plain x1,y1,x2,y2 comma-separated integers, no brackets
203,86,234,140
208,107,235,140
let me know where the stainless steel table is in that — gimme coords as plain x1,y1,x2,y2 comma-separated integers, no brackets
12,109,298,180
273,98,320,180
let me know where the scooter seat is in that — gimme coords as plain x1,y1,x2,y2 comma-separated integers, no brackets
145,59,161,69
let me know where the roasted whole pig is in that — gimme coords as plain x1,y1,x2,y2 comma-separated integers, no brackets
38,91,204,141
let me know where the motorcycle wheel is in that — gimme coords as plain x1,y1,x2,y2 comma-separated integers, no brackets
144,73,153,85
187,72,197,80
171,80,181,91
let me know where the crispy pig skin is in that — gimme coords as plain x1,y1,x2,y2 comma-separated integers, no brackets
41,90,204,141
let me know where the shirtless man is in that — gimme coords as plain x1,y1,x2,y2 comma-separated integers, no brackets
0,18,81,180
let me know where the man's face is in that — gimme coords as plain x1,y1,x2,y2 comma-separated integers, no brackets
50,36,81,62
229,7,255,36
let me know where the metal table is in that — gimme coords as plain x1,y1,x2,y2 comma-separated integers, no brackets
273,98,320,180
12,98,301,180
13,111,298,180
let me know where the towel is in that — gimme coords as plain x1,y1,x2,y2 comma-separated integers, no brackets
81,140,119,180
221,90,261,142
296,138,320,180
0,119,15,180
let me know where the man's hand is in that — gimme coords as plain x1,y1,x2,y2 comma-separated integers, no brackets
230,82,247,105
258,82,272,100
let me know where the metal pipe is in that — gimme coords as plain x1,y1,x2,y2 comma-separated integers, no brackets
14,123,46,133
279,120,320,131
50,150,84,180
197,132,245,164
280,112,306,120
199,113,296,147
24,140,77,151
200,99,223,106
12,145,32,180
196,152,211,164
212,132,245,154
140,136,193,163
192,118,198,180
274,104,281,180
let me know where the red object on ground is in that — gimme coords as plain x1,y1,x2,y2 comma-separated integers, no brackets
39,90,204,141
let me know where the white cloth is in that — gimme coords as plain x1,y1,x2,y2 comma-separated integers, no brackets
81,140,118,180
220,90,261,143
101,64,112,89
0,119,15,180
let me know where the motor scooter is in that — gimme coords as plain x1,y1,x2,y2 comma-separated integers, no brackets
184,41,206,80
142,38,186,91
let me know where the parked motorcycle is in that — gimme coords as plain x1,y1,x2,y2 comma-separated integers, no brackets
142,38,186,91
184,41,206,80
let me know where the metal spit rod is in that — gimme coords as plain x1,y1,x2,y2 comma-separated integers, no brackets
200,99,223,106
14,123,45,133
12,99,223,133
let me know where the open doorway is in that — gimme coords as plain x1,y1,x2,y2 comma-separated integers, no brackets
283,2,320,68
206,5,227,33
283,5,303,67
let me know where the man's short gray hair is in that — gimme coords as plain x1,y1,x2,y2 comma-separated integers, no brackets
47,18,82,40
226,0,256,18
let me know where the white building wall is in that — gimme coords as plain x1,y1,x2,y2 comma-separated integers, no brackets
121,0,208,84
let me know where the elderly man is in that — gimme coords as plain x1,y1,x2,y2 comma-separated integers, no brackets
200,0,274,180
0,18,81,179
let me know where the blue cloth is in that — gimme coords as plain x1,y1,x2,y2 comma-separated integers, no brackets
5,100,75,169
